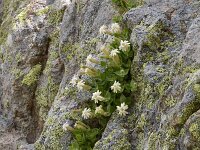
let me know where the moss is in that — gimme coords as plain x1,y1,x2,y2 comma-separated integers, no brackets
14,1,49,26
15,52,23,63
144,22,173,52
35,118,66,150
47,6,65,26
0,18,12,44
147,132,160,150
182,65,199,75
35,124,64,150
162,140,176,150
164,97,177,108
34,142,45,150
158,50,171,64
112,0,143,14
11,68,24,79
22,64,42,86
0,0,31,44
136,132,145,150
136,113,146,130
156,76,172,97
61,38,99,64
179,128,185,137
43,56,58,76
35,27,62,121
178,84,200,126
36,6,50,16
131,21,184,149
189,123,200,141
176,102,200,126
63,43,84,61
16,8,29,23
94,128,131,150
194,83,200,97
35,105,82,150
166,127,179,138
36,77,60,121
37,39,60,115
49,30,60,47
127,113,137,129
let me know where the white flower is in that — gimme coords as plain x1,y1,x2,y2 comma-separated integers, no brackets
111,23,121,34
119,40,130,52
62,122,70,131
111,81,122,93
77,80,85,91
86,54,98,64
99,25,108,35
70,75,79,86
116,102,128,116
76,79,91,91
92,90,105,103
86,54,93,64
63,122,74,131
110,49,120,57
82,108,92,119
95,105,104,114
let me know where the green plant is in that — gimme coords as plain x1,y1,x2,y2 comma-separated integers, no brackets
63,23,136,149
22,64,42,86
63,121,100,150
112,0,143,14
47,6,65,26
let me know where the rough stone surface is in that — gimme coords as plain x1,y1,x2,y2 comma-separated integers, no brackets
1,0,200,149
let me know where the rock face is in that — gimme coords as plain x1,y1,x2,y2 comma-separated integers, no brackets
1,0,200,149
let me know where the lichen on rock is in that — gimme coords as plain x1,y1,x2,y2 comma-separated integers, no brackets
1,0,200,149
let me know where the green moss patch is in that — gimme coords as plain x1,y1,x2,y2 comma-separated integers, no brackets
22,64,42,86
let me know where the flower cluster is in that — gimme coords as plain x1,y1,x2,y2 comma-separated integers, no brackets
63,23,135,149
68,23,131,120
99,23,121,35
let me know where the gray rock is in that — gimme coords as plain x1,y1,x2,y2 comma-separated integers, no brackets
1,0,200,149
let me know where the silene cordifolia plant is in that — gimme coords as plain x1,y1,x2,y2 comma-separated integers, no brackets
63,23,137,149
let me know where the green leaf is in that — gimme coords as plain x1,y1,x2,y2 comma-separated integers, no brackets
100,61,107,67
110,38,120,48
99,73,106,81
130,80,137,92
125,97,132,105
86,128,100,141
75,133,85,144
119,94,126,103
124,83,131,92
107,104,115,113
114,69,129,77
99,117,109,128
69,140,80,150
123,59,131,68
105,91,111,100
